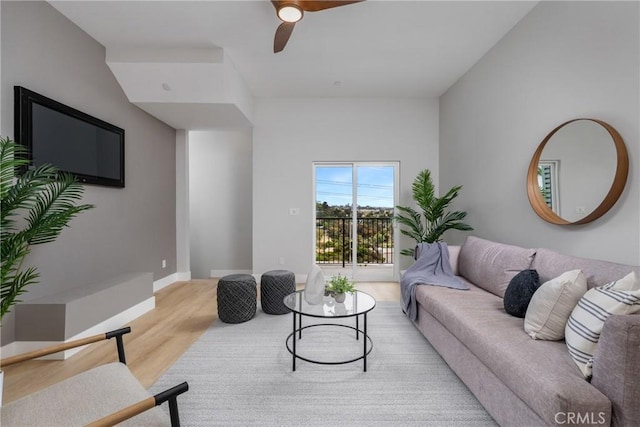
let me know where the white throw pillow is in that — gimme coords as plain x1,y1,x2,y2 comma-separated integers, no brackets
303,264,325,305
565,271,640,378
524,270,587,340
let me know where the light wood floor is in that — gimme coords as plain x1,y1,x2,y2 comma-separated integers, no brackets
2,279,400,404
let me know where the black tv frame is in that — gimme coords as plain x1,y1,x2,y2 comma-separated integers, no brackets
14,86,125,188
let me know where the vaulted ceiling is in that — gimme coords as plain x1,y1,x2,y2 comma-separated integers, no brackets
50,1,538,129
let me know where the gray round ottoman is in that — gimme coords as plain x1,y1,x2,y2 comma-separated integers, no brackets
217,274,257,324
260,270,296,315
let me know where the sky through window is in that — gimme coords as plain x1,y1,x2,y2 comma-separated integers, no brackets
316,165,394,208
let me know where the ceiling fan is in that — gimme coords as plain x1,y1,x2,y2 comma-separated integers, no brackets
271,1,364,53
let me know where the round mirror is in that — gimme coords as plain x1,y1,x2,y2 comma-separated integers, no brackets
527,118,628,225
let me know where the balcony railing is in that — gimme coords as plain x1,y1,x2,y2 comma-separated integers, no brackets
315,217,394,267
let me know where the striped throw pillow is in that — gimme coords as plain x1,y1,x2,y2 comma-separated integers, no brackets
565,271,640,378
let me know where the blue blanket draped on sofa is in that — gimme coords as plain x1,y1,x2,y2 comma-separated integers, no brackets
400,242,468,320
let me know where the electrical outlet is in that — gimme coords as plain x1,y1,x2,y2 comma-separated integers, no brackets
162,259,167,269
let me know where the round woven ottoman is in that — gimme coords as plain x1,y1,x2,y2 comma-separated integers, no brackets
260,270,296,315
217,274,257,324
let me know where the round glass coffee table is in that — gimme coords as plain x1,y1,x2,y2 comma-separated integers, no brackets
283,290,376,372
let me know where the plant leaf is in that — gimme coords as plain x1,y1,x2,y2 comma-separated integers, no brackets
1,137,94,321
395,169,473,255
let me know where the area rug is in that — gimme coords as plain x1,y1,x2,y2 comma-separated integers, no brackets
150,301,496,426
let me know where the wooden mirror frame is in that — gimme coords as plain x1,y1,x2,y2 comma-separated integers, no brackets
526,118,629,225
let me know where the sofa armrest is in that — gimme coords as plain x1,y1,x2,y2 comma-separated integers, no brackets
411,244,461,275
591,314,640,427
448,245,461,275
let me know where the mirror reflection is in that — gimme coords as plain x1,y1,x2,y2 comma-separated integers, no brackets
537,120,616,222
527,118,628,225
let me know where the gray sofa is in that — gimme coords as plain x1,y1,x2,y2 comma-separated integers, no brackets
412,236,640,427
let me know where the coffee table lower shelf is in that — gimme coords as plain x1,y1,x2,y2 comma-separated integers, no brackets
285,323,373,371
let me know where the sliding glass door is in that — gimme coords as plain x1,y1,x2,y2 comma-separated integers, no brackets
314,162,398,281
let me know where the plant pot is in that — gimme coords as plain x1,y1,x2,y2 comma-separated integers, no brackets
334,293,346,303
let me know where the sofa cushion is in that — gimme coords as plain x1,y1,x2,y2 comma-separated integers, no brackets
503,269,540,317
565,271,640,378
458,236,536,298
415,283,611,425
448,245,461,275
531,248,640,290
524,269,587,340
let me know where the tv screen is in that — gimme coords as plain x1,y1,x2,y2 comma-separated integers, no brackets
14,86,125,188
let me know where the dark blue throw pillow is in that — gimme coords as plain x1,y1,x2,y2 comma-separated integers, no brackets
503,269,541,318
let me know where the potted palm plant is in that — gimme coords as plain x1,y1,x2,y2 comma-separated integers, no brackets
0,137,93,403
395,169,473,258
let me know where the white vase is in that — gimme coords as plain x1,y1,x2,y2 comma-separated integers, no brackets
304,265,325,305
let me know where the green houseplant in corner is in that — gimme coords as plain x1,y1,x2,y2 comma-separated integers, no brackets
1,136,94,320
395,169,473,258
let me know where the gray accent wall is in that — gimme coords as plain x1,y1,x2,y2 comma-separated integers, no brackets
440,1,640,265
176,130,191,277
1,2,177,344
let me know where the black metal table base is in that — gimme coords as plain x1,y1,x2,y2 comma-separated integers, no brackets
286,313,373,372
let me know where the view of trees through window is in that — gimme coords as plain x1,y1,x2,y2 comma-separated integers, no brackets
315,165,395,267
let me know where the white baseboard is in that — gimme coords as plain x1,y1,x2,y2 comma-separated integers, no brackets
153,271,191,292
210,269,253,278
176,271,191,282
1,297,155,360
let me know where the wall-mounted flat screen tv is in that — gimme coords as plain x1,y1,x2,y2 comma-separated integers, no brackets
14,86,125,188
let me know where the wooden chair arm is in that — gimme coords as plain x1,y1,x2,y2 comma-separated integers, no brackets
86,382,189,427
0,327,131,368
85,396,156,427
1,327,188,426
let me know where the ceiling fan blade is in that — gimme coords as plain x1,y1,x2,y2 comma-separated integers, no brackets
300,1,364,12
274,21,296,53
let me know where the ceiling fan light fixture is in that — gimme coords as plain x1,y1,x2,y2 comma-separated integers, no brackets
277,4,303,23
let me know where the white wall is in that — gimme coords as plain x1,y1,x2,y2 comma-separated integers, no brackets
253,98,439,276
189,130,253,278
440,1,640,265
